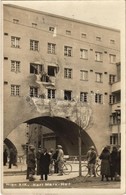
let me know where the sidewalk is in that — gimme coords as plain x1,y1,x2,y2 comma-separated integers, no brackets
3,162,80,182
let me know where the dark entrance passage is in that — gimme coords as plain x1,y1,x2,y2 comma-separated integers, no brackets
4,138,17,153
25,116,96,155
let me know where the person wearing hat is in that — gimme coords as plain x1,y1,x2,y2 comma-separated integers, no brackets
39,148,50,180
26,144,36,181
86,146,97,177
57,145,64,176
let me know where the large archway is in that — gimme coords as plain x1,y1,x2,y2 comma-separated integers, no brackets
25,116,96,155
4,138,17,153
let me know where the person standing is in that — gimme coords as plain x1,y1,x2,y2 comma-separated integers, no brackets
86,146,97,177
57,145,64,176
27,145,36,181
52,149,59,173
110,146,118,181
49,148,55,175
116,146,121,180
8,148,14,169
99,146,111,181
40,148,50,180
36,147,42,176
3,149,8,166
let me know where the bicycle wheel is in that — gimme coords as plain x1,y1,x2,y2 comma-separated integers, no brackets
96,164,101,176
81,164,88,177
63,163,72,175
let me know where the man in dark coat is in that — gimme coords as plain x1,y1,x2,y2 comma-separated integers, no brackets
40,148,50,180
8,148,14,169
3,149,8,166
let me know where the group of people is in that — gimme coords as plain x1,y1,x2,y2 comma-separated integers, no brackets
26,144,64,181
86,145,121,181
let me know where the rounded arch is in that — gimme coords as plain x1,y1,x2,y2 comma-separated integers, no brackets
4,138,17,153
25,116,96,155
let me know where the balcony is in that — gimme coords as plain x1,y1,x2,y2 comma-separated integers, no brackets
111,102,121,112
36,74,55,86
111,124,120,134
111,81,120,92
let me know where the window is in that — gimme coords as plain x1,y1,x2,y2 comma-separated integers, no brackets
109,95,116,104
95,93,103,103
64,90,72,100
11,85,20,96
109,74,116,84
30,40,39,51
80,92,88,102
30,63,43,74
80,49,88,59
32,23,37,28
64,46,72,57
49,26,55,32
110,40,115,44
110,113,118,125
110,135,118,145
11,61,20,72
64,68,72,79
48,43,56,54
80,70,88,81
48,66,57,76
96,36,101,41
95,72,102,82
66,30,71,35
30,87,38,97
11,36,20,48
109,54,116,63
48,89,55,99
81,33,87,38
95,51,103,62
13,19,19,24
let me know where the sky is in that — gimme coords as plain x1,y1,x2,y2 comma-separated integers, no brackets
2,0,125,30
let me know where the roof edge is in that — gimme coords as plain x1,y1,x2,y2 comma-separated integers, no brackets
3,4,120,32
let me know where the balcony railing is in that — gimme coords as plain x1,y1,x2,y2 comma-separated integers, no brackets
111,81,120,92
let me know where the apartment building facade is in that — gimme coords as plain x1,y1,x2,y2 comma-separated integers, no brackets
3,4,121,155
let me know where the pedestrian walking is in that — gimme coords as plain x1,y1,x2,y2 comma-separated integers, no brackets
99,146,111,181
8,148,15,169
36,147,42,176
40,148,50,180
26,145,36,181
110,146,118,181
57,145,64,176
3,149,8,166
86,146,97,177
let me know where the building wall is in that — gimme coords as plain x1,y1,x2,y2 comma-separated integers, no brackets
3,4,120,154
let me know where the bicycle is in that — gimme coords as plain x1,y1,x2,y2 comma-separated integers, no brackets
49,159,72,175
81,160,101,177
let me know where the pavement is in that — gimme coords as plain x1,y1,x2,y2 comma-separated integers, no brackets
2,162,121,189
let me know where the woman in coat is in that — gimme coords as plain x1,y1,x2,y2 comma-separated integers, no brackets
40,148,50,180
99,146,111,181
